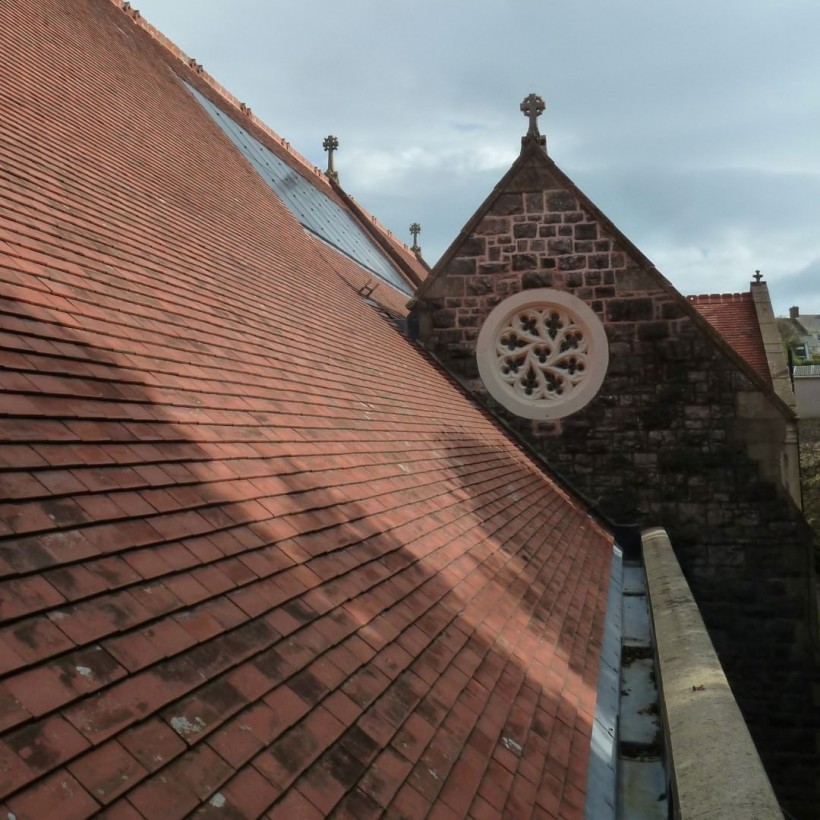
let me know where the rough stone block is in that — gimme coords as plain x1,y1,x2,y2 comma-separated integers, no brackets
447,257,476,275
607,298,653,322
522,271,553,289
575,223,598,240
466,277,494,295
459,237,486,257
525,192,543,212
661,300,685,320
432,309,456,329
638,321,671,340
616,266,657,293
478,262,506,274
513,222,537,239
589,254,610,269
492,193,524,215
558,255,585,271
475,217,508,236
512,254,538,271
547,192,577,211
547,238,573,254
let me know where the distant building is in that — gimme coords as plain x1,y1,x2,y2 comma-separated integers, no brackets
787,306,820,361
794,364,820,418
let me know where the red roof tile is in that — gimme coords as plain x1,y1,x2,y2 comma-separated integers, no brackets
0,0,613,816
687,292,771,384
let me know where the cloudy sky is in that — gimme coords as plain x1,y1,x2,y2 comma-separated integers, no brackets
135,0,820,315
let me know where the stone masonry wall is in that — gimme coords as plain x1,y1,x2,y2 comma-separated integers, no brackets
412,151,820,816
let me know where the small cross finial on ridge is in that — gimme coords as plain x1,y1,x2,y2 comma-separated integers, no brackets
323,135,339,182
753,269,763,283
409,222,422,255
521,93,545,137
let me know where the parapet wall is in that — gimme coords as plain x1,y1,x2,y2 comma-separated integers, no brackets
642,528,783,820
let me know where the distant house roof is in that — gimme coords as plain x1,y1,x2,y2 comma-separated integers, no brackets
0,1,613,817
794,314,820,333
687,292,771,385
789,314,820,358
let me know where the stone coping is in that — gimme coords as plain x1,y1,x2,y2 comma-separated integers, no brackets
641,528,783,820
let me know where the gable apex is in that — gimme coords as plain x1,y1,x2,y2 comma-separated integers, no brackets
412,128,794,418
415,138,657,304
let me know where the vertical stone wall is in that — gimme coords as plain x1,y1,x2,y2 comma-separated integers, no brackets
412,147,819,815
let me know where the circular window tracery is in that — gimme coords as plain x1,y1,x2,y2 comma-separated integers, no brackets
476,289,609,420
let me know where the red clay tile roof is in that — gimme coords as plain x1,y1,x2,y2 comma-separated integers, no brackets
687,292,771,385
0,1,613,817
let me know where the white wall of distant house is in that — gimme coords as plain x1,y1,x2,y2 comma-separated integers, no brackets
795,372,820,418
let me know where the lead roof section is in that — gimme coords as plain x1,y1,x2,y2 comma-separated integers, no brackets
0,1,613,817
187,85,415,298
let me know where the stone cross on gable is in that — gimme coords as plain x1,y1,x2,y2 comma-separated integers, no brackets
753,270,764,282
323,135,339,182
520,93,545,137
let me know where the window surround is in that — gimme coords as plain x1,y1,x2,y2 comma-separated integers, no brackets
476,288,609,420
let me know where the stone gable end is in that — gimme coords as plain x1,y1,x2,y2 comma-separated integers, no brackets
414,147,793,528
411,145,819,812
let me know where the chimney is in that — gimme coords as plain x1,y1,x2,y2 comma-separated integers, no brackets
789,306,800,320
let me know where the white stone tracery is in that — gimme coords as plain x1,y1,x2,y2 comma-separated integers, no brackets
477,289,609,420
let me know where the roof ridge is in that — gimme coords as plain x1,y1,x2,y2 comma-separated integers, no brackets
687,292,750,303
346,195,422,262
112,1,324,185
111,1,420,263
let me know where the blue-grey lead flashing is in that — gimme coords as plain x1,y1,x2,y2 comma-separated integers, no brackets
584,542,623,820
186,84,414,297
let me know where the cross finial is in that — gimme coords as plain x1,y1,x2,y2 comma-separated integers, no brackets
409,222,421,255
323,135,339,182
520,93,546,151
753,269,763,283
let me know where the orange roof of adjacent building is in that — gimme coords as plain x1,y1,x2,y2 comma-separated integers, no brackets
687,292,771,385
0,1,613,817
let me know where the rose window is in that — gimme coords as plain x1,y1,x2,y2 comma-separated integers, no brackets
476,289,609,420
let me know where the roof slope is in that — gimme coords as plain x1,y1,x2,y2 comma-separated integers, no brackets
0,2,612,817
687,293,771,385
